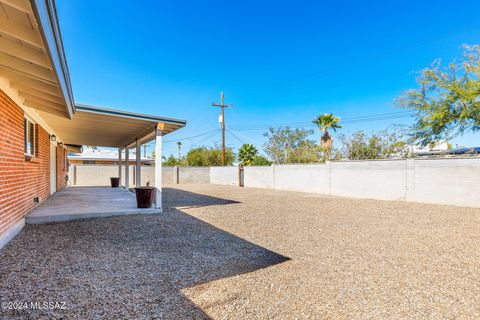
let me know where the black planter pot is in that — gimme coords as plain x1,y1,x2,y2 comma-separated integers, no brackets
134,187,155,208
110,177,120,188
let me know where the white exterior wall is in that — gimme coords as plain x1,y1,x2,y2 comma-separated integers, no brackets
273,164,330,194
244,166,273,189
210,166,238,186
329,160,407,201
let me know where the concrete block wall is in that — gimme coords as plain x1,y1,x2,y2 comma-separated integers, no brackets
178,167,210,183
210,158,480,208
210,166,239,186
273,164,330,194
72,165,171,186
72,165,209,186
330,160,407,201
410,158,480,207
244,166,274,189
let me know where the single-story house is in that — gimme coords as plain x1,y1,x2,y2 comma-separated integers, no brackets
0,0,186,249
68,147,154,166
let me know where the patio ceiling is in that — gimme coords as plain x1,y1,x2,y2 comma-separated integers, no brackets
37,104,186,148
0,0,74,118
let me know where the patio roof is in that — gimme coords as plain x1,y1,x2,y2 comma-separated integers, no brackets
36,104,186,148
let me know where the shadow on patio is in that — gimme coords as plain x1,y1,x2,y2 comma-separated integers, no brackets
0,189,288,319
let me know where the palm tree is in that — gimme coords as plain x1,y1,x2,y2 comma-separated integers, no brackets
238,144,258,166
312,113,341,159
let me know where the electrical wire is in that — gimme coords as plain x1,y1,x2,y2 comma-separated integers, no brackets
229,110,414,131
227,129,247,144
163,129,219,143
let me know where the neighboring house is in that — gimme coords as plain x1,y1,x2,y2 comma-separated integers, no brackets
415,147,480,157
69,147,154,166
410,141,450,154
0,0,186,249
410,141,480,157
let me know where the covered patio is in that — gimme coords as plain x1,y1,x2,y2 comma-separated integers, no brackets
38,103,186,211
26,186,160,224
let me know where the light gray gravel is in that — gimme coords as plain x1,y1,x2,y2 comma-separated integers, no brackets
1,184,479,319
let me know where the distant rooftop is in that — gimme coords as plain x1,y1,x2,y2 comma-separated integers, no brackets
68,147,153,162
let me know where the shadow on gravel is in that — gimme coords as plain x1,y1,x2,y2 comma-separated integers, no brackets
163,187,241,209
0,189,289,319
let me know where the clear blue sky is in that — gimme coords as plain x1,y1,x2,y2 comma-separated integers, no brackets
56,0,480,157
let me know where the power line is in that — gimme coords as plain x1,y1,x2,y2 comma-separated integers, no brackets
229,129,264,144
191,129,221,146
163,129,219,143
227,129,247,145
229,110,414,130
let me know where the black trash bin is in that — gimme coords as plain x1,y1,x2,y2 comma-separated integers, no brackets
110,177,120,188
134,187,155,208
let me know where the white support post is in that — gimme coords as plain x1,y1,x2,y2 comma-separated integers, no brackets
118,148,122,185
154,127,163,210
135,139,141,187
125,147,130,190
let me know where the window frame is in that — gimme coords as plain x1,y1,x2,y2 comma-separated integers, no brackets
24,115,36,157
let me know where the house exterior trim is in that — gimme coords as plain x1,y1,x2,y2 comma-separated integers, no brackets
29,0,75,118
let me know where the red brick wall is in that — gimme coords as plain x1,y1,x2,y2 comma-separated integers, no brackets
0,89,51,235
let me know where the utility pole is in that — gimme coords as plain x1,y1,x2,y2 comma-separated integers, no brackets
212,91,233,166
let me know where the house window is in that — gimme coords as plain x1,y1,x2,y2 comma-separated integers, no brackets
24,117,36,156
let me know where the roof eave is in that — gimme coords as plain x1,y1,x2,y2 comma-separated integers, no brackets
29,0,75,119
75,104,187,126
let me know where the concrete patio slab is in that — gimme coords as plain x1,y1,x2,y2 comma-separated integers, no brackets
26,187,160,224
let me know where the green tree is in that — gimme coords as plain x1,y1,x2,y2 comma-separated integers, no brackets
238,144,258,166
312,113,342,160
337,129,410,160
251,155,271,166
263,127,321,164
396,45,480,146
163,155,186,166
186,146,234,166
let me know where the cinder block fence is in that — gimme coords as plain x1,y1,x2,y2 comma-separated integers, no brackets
71,165,210,186
71,158,480,208
211,158,480,208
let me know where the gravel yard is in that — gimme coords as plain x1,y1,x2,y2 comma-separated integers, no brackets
1,184,479,319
